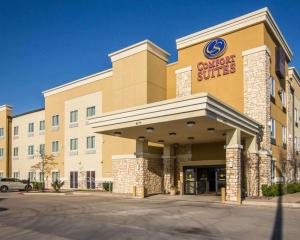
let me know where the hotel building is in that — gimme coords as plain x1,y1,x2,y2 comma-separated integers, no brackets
0,8,299,202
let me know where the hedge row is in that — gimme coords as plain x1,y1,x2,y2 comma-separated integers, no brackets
261,183,300,197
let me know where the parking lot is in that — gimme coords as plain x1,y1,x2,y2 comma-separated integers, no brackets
0,192,299,240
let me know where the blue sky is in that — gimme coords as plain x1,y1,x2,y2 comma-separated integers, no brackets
1,0,299,114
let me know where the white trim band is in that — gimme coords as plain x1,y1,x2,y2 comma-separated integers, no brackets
176,7,292,61
175,66,192,75
43,69,112,97
108,40,170,62
242,45,271,57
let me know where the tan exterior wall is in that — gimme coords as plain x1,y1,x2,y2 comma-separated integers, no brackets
167,23,265,112
0,107,12,177
264,26,289,177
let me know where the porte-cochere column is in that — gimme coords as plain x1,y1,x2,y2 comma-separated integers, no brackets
225,129,242,203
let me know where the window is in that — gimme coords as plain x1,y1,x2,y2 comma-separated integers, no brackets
52,171,60,183
39,144,45,155
13,147,18,157
0,148,4,158
86,136,95,149
295,108,298,124
52,141,59,153
28,172,36,182
70,110,78,123
70,138,78,151
271,118,276,140
28,123,34,133
281,90,286,107
86,106,96,118
39,172,44,182
282,126,287,144
39,120,45,131
270,77,276,98
14,126,19,136
52,115,59,126
271,159,276,183
13,171,20,179
28,145,34,156
0,128,4,137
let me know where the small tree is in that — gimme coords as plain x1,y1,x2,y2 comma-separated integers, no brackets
31,153,58,190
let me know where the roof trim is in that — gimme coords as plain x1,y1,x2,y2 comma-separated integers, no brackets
108,40,170,62
13,108,45,118
42,69,112,97
0,105,12,112
176,7,292,61
288,67,300,86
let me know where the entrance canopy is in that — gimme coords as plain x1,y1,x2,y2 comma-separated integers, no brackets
88,93,262,144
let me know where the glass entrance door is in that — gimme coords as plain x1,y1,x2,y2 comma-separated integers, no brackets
184,168,196,194
184,166,225,195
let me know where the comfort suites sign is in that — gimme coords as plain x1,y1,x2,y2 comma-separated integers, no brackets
197,38,236,81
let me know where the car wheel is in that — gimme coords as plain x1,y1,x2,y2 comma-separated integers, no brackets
25,185,32,192
0,186,8,192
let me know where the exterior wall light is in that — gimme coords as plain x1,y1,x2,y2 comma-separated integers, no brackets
186,121,195,127
113,131,122,137
146,127,154,133
207,128,215,132
169,132,176,136
138,136,145,141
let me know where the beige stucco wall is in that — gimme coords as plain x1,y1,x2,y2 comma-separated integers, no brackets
11,110,45,180
63,92,104,186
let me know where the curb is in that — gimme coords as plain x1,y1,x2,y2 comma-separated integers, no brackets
242,200,300,208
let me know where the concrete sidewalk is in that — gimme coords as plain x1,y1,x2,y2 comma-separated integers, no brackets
243,192,300,208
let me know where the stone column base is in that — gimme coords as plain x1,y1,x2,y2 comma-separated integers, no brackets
247,153,259,197
226,146,242,203
259,150,272,196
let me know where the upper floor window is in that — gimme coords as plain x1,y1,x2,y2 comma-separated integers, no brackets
70,110,78,123
295,108,298,124
28,145,34,156
14,126,19,136
28,123,34,133
39,120,45,131
270,77,276,98
52,141,59,153
0,148,4,158
86,136,95,149
39,144,45,155
0,128,4,137
270,118,276,140
282,125,287,145
86,106,96,118
70,138,78,151
281,89,286,107
13,147,19,157
52,115,59,126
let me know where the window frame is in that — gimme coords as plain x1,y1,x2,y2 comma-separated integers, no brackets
70,138,78,151
270,118,276,140
70,110,78,123
39,120,45,131
52,141,59,153
52,115,59,126
86,136,95,149
28,145,34,156
28,123,34,133
86,106,96,118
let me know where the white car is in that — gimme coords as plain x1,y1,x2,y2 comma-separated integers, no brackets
0,178,32,192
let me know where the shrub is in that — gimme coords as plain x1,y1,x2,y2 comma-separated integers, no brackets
286,183,300,194
262,184,284,197
102,181,113,192
32,182,44,190
51,180,64,192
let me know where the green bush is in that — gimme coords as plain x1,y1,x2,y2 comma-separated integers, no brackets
286,183,300,194
262,183,300,197
261,184,284,197
102,182,113,192
32,182,44,190
51,180,64,192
